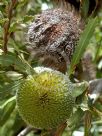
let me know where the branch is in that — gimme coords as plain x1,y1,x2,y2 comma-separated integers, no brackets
84,110,92,136
54,122,67,136
3,0,17,54
17,126,34,136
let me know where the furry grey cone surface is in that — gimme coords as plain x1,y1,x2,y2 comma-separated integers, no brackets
27,9,81,73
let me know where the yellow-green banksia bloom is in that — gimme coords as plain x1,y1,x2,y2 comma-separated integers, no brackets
16,67,88,129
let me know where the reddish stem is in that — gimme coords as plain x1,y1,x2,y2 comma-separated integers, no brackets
3,0,17,54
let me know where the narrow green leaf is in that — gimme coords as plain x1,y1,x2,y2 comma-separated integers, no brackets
9,22,18,33
81,0,89,18
0,54,16,66
0,18,9,25
11,112,25,135
72,81,89,98
0,80,22,100
23,15,34,23
6,71,23,80
68,108,84,127
0,96,16,126
69,17,98,75
0,54,36,75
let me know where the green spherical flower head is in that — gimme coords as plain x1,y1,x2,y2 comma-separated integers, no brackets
16,67,75,129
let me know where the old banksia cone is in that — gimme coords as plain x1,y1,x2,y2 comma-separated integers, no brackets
27,9,81,73
16,67,75,129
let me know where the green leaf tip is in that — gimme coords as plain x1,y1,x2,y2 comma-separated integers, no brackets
72,81,89,98
68,17,98,75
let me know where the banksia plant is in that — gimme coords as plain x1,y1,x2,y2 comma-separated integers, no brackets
0,0,102,136
17,0,102,134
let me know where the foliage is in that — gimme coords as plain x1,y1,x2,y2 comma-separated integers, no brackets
0,0,102,136
69,17,98,75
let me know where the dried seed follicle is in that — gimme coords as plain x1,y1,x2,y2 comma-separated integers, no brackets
27,9,81,73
